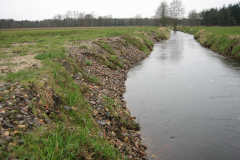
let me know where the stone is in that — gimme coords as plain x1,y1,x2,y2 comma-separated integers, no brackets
16,114,24,120
0,117,3,122
5,136,12,142
0,87,6,91
64,106,72,111
97,120,106,126
2,131,10,137
89,101,95,105
106,112,111,119
8,152,18,160
3,122,14,129
18,125,26,128
0,139,7,145
16,139,24,145
21,106,29,112
97,131,104,137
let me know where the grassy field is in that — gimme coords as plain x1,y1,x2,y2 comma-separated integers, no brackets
0,27,169,159
177,26,240,59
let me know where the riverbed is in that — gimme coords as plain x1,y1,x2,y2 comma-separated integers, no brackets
124,31,240,160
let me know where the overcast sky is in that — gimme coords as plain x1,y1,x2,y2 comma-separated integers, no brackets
0,0,239,21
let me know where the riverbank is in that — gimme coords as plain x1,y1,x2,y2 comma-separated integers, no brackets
0,27,170,159
177,27,240,60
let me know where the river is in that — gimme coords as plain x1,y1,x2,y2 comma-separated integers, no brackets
124,31,240,160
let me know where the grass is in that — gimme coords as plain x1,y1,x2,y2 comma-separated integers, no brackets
0,27,170,159
177,26,240,59
84,59,91,66
79,45,88,49
94,41,115,55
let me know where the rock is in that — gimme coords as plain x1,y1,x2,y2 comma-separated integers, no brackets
3,90,9,94
18,125,26,128
97,120,106,126
77,72,83,79
0,87,6,91
3,122,14,129
2,131,10,137
89,101,95,105
16,139,24,145
16,114,24,120
7,101,13,106
6,145,12,152
8,152,17,160
0,117,3,122
106,112,111,119
64,106,72,111
97,131,104,137
21,106,29,112
18,103,25,107
44,119,51,124
0,139,7,145
5,136,12,142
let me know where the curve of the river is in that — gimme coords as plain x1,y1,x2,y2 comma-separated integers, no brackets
124,31,240,160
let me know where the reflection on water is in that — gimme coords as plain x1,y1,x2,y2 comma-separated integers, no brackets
124,31,240,160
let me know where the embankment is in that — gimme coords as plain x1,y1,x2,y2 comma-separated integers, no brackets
0,27,170,159
177,27,240,60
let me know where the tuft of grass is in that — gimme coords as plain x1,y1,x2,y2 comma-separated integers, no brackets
35,47,66,60
141,45,148,53
110,55,117,62
79,45,88,49
84,59,91,66
94,41,115,55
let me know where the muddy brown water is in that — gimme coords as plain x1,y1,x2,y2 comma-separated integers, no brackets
124,31,240,160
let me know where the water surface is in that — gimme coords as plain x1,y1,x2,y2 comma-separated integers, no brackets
124,31,240,160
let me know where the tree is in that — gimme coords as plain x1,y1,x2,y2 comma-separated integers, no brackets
188,9,200,26
169,0,185,30
155,0,169,27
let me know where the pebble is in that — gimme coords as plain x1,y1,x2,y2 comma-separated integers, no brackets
2,131,10,137
97,120,106,126
15,115,24,120
64,106,72,111
5,136,12,142
3,122,14,128
97,131,104,137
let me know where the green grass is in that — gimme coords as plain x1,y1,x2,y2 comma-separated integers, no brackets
79,45,88,49
178,26,240,58
84,59,92,66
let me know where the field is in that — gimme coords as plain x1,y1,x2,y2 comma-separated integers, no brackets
177,26,240,59
0,27,169,159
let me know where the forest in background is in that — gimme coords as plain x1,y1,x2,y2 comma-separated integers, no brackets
0,1,239,29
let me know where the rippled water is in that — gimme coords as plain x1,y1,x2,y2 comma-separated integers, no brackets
124,31,240,160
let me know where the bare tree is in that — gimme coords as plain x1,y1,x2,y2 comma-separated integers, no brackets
169,0,185,30
188,9,200,26
155,0,169,27
73,10,79,19
135,14,143,26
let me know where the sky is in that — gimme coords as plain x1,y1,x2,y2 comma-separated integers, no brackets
0,0,239,21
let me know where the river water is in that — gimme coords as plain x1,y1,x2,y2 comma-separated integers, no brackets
124,31,240,160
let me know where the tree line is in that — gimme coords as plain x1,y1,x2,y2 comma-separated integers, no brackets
0,12,160,29
199,2,240,26
1,0,240,29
